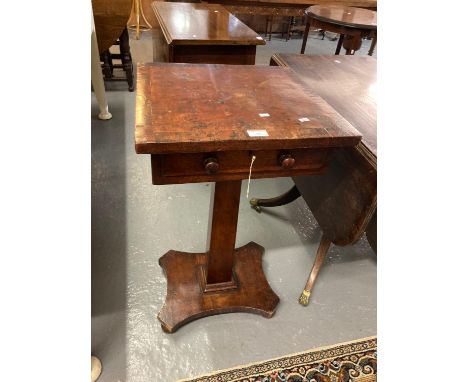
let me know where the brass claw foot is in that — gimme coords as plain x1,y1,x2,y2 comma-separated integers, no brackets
249,198,262,213
299,290,310,306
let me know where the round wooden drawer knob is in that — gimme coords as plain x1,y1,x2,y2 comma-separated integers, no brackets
204,157,219,174
279,154,295,169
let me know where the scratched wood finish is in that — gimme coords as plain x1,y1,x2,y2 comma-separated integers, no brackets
92,0,133,53
271,54,376,246
135,63,361,155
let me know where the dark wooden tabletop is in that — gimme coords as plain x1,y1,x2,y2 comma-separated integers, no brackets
272,54,376,158
152,2,266,45
306,5,377,29
135,63,361,154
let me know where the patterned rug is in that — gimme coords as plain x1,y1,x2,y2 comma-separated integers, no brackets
178,337,376,382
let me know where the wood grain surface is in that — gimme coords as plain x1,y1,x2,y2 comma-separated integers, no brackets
206,180,242,284
135,63,361,154
150,148,330,184
158,242,280,333
294,146,376,245
92,0,133,53
152,2,265,45
271,55,376,157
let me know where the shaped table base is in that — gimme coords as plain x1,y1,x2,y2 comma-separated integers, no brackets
158,242,279,333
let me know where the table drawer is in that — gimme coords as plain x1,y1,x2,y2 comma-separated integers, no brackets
151,148,330,184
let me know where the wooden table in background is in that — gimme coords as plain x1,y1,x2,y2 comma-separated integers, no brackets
252,54,376,304
300,5,377,55
152,2,265,64
190,0,376,18
204,0,377,40
92,0,133,53
141,1,376,38
135,63,361,332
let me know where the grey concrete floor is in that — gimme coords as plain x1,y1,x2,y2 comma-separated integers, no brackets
92,29,376,382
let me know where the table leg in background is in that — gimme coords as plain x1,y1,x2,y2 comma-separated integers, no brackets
91,11,112,120
300,20,311,54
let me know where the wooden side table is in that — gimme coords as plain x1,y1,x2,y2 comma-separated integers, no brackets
252,54,376,305
135,63,361,333
300,5,377,55
152,2,265,65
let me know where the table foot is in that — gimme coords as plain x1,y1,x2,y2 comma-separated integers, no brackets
299,236,331,306
299,290,311,306
158,242,280,333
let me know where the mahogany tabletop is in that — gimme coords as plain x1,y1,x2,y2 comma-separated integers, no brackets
272,54,376,158
135,63,361,154
306,5,377,29
152,2,266,46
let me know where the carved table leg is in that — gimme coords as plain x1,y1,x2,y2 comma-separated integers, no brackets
299,236,331,306
300,19,311,54
335,34,344,55
119,28,135,92
91,18,112,120
158,180,279,333
250,185,301,213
